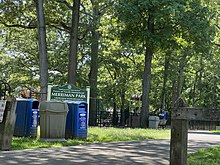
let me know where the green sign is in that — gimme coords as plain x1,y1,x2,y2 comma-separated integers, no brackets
50,84,87,102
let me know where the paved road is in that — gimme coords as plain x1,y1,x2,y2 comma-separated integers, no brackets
0,131,220,165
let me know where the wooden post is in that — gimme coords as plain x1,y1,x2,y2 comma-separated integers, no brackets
0,97,17,150
170,119,188,165
170,98,188,165
170,97,220,164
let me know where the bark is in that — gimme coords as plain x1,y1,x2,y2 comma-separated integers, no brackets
172,80,178,108
191,72,198,106
120,92,126,126
112,72,118,126
68,0,80,85
112,100,118,126
177,50,187,97
35,0,48,101
141,11,154,128
160,55,169,110
141,47,153,128
198,56,203,101
88,0,100,126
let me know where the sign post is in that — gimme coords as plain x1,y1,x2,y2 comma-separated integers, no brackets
0,81,17,150
0,97,17,151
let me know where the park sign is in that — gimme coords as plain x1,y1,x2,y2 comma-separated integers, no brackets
48,84,87,102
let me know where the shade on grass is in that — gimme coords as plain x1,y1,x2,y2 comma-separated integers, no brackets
11,127,170,150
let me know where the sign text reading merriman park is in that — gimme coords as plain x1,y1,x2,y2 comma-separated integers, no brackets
50,84,87,102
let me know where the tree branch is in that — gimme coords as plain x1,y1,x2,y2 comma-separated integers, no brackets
90,0,94,6
80,4,93,18
78,28,89,40
49,24,70,33
215,23,220,30
1,20,72,34
56,0,73,10
214,42,220,47
210,40,220,47
99,1,115,14
59,21,71,31
1,22,36,29
1,20,71,33
122,52,136,64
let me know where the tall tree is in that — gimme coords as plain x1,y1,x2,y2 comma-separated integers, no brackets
160,52,170,110
117,1,177,127
35,0,48,101
87,0,113,125
68,0,80,85
117,0,215,127
88,0,101,126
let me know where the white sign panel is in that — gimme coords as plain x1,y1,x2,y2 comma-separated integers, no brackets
0,100,7,123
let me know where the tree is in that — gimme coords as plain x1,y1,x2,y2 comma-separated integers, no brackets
88,0,101,126
68,0,80,85
117,0,215,127
1,0,219,127
84,0,114,126
117,0,175,127
35,0,48,101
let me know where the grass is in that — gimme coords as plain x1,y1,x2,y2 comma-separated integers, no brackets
187,130,220,165
87,127,170,142
11,127,170,150
212,130,220,134
188,146,220,165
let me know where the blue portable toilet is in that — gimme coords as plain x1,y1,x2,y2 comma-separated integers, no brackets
65,101,88,139
14,98,39,137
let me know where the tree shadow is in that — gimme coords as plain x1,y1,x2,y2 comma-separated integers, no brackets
0,140,170,165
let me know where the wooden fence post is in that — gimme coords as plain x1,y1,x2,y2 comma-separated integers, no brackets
170,98,188,165
170,97,220,164
0,97,17,150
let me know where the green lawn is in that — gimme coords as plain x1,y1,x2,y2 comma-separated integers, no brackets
188,146,220,165
11,127,170,150
187,131,220,165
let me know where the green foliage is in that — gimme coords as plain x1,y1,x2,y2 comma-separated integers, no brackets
0,0,219,118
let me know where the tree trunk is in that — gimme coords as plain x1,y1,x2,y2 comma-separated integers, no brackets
112,100,118,126
172,80,178,108
68,0,80,85
191,72,198,106
120,92,125,126
89,28,99,126
198,56,203,103
141,11,154,128
35,0,48,101
141,47,153,128
177,50,187,97
160,54,169,110
112,72,118,126
88,0,100,126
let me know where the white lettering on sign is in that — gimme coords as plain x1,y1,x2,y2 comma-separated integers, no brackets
0,100,7,123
